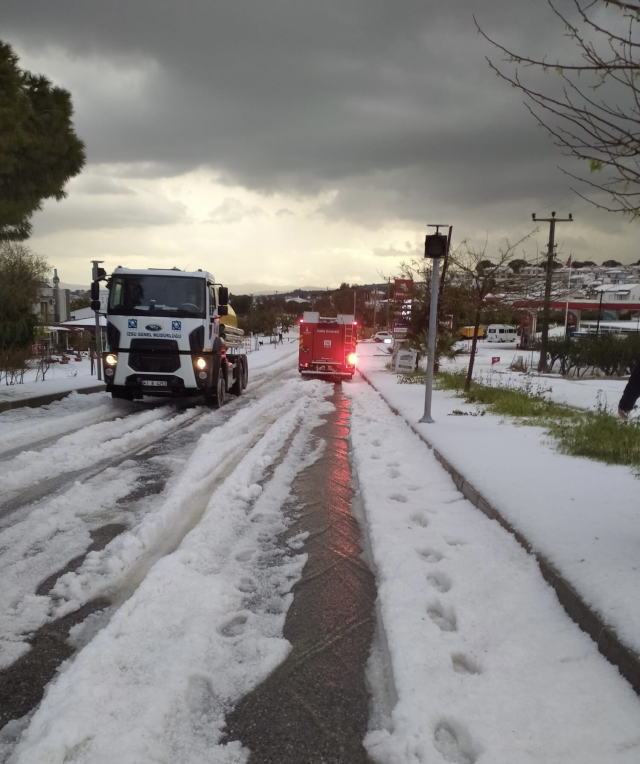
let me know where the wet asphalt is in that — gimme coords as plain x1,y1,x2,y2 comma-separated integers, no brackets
225,388,377,764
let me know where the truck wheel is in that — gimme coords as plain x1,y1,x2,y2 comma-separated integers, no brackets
206,368,226,408
230,360,243,397
111,386,133,401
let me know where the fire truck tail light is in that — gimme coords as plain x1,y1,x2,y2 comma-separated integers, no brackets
348,353,357,365
353,320,357,325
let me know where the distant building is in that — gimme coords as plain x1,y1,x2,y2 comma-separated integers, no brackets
35,269,71,323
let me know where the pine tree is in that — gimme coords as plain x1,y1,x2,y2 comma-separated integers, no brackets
0,41,86,241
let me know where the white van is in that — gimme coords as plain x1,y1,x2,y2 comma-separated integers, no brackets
486,324,517,343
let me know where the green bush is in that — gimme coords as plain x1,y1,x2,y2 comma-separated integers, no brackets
546,334,640,377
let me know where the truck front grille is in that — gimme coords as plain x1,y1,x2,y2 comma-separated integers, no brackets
128,339,180,373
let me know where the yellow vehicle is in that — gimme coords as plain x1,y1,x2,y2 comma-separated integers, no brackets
458,325,485,339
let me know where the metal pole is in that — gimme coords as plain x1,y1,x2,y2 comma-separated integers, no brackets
596,291,604,336
91,260,103,381
420,257,441,424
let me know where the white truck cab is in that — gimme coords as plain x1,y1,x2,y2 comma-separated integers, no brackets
102,267,247,406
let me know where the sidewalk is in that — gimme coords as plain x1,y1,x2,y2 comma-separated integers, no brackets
0,359,105,412
357,342,640,692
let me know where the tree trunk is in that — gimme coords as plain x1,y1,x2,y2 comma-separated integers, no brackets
464,308,481,393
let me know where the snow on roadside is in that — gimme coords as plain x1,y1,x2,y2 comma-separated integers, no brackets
9,380,330,764
0,359,99,404
51,376,319,617
358,343,640,656
0,468,141,669
345,377,640,764
0,394,136,457
0,405,200,496
439,339,629,413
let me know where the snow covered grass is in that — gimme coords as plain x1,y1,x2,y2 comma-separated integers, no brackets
433,370,640,468
346,378,640,764
9,379,330,764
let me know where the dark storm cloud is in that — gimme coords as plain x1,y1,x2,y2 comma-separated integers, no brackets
3,0,609,231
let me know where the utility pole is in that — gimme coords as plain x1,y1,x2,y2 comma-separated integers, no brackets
532,211,573,372
91,260,105,381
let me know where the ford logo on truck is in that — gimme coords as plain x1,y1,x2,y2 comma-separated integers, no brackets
145,324,162,331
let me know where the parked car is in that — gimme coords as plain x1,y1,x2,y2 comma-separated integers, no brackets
486,324,518,342
373,331,393,344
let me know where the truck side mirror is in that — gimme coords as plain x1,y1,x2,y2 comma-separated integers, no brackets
218,305,228,316
218,287,229,305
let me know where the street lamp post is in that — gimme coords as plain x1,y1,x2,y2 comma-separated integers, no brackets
420,225,450,424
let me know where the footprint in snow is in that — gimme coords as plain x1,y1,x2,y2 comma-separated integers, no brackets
388,466,401,479
426,571,451,593
445,537,467,547
407,485,420,492
427,601,457,632
451,653,481,676
235,549,254,563
370,454,381,460
389,493,407,503
237,577,258,594
218,614,248,638
372,440,381,447
418,547,443,564
433,721,478,764
410,512,429,528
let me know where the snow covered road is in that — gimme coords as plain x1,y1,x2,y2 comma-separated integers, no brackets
2,338,639,764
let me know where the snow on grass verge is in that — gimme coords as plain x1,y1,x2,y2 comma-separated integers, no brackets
345,377,640,764
9,379,330,764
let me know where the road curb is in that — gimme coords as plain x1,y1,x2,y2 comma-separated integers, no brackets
0,384,107,414
358,368,640,696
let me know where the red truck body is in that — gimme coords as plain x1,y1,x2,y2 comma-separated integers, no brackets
298,312,357,379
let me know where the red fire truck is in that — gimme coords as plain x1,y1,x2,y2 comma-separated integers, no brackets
298,312,357,379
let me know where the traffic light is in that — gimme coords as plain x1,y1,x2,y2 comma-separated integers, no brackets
424,233,448,259
90,281,101,312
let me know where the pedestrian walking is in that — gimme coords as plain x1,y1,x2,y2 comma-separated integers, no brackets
278,331,283,344
618,362,640,418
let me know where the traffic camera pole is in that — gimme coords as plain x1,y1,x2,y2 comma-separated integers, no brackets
420,225,450,424
91,260,104,381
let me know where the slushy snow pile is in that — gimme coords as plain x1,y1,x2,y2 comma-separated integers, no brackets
345,376,640,764
8,378,331,764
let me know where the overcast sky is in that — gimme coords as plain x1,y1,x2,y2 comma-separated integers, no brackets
4,0,638,290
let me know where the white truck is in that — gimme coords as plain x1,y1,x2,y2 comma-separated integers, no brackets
100,267,247,407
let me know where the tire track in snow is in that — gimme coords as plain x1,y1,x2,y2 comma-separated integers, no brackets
5,380,331,764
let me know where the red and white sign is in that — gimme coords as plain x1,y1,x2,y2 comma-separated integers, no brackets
393,279,413,340
491,357,500,366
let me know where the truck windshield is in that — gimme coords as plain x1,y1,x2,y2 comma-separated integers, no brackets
108,275,206,318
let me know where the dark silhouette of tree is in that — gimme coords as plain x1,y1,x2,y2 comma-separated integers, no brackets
477,1,640,217
0,41,86,241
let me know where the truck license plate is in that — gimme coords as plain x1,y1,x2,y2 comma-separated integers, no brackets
142,380,168,387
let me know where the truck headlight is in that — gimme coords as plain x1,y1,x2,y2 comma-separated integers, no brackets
105,353,118,366
195,357,207,370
